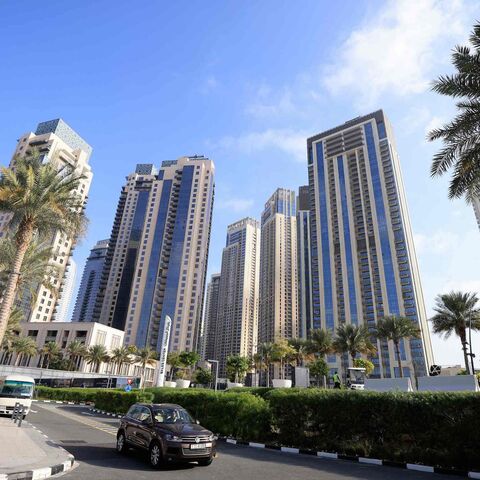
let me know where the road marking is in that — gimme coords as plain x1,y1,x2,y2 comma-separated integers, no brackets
35,404,118,437
81,412,94,416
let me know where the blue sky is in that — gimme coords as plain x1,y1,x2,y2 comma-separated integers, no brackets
1,0,479,366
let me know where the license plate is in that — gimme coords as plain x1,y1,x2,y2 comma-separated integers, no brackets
190,443,207,449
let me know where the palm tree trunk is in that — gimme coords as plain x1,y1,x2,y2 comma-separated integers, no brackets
0,223,33,347
394,341,403,378
15,354,21,367
461,340,470,373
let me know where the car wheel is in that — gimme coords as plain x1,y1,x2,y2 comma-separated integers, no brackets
149,441,163,469
197,457,213,466
116,432,127,454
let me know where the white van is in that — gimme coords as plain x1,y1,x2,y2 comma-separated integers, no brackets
0,374,35,416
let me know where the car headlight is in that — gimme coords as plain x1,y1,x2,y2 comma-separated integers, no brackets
165,434,182,442
208,434,215,441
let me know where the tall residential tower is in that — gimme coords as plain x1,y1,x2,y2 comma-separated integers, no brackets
258,189,299,344
95,157,215,353
201,273,221,361
307,110,433,378
214,218,260,377
0,119,93,323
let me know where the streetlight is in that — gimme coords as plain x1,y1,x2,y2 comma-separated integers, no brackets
207,359,219,392
468,312,476,375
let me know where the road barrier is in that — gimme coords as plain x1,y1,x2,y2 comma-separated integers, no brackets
11,402,26,427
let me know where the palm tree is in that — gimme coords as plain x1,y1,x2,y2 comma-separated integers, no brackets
1,308,23,364
136,347,158,389
428,22,480,202
13,337,38,366
0,239,59,306
252,352,265,386
0,153,86,346
111,346,132,375
430,291,480,372
257,342,275,387
374,315,420,378
166,351,182,381
333,324,377,365
40,341,61,369
288,338,315,367
65,340,86,371
225,355,250,383
271,339,296,381
85,344,110,373
307,328,334,358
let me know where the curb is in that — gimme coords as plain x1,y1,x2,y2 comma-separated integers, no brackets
90,408,123,419
33,399,91,406
220,437,480,478
0,422,75,480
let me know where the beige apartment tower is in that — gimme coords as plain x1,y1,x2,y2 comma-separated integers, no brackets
0,119,93,323
213,218,260,377
94,157,215,354
258,189,299,345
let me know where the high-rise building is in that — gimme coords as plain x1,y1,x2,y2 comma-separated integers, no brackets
214,218,260,377
95,157,215,353
201,273,221,361
473,198,480,231
258,189,299,345
54,259,77,323
0,119,93,323
307,110,434,378
296,185,313,339
71,240,109,323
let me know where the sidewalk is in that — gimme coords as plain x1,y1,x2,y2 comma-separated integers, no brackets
0,416,74,480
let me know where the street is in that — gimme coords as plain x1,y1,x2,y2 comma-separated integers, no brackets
27,403,443,480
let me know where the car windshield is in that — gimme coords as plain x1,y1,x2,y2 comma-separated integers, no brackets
0,380,34,398
153,407,193,424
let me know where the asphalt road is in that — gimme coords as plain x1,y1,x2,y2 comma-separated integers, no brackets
28,403,441,480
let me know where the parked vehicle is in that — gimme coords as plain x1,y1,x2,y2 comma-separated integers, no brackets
0,374,35,416
346,367,366,390
116,403,216,468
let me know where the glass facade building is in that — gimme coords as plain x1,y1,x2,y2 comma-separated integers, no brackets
96,157,215,353
307,111,434,378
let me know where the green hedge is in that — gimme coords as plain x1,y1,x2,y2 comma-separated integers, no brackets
35,386,104,403
94,390,154,413
264,389,480,470
145,388,271,441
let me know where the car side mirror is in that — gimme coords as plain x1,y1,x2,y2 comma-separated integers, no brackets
143,417,153,426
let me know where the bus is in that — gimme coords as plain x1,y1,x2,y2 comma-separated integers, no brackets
0,374,35,416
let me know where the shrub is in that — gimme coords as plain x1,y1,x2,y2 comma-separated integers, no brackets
35,386,102,403
94,390,154,413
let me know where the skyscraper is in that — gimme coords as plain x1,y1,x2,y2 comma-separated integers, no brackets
307,110,433,378
0,119,93,323
296,185,313,339
201,273,221,362
258,189,299,344
71,239,109,323
96,156,215,353
214,218,260,377
54,259,77,323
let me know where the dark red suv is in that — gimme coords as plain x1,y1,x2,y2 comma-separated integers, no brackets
116,403,216,468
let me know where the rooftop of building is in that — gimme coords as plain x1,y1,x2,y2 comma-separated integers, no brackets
35,119,92,158
307,109,386,145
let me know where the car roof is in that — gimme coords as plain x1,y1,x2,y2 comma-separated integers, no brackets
136,403,184,409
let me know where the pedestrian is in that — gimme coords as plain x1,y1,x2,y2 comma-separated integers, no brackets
333,371,341,389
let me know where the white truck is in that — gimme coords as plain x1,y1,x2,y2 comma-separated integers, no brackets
0,374,35,416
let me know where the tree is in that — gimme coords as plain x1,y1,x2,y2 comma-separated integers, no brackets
226,355,250,383
194,367,213,386
333,324,376,365
430,291,480,372
135,347,158,389
271,339,297,380
1,308,23,358
353,358,374,377
166,351,182,381
13,337,38,366
0,239,59,307
374,315,420,378
85,344,110,374
0,153,86,347
65,340,87,371
307,328,334,358
308,358,329,387
288,338,315,367
110,346,132,375
428,23,480,202
178,351,200,380
40,341,61,369
257,342,275,387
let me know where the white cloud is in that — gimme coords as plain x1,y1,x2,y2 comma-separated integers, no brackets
219,198,254,213
413,230,459,255
211,128,308,163
245,86,296,118
323,0,473,108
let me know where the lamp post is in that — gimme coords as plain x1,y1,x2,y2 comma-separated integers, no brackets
468,313,476,375
207,359,219,392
